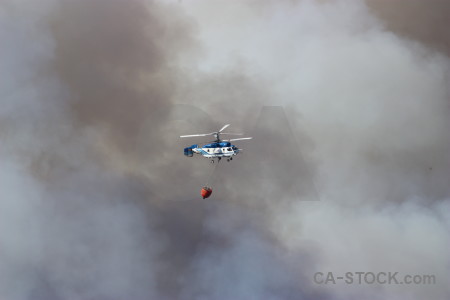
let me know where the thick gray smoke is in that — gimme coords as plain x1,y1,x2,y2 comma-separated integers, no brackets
1,0,449,299
367,0,450,56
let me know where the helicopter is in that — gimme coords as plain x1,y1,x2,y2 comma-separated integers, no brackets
181,124,252,163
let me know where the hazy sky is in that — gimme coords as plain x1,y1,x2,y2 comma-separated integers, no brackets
1,0,449,299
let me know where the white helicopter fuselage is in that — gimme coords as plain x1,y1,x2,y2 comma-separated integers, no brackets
181,124,251,162
184,142,239,159
193,145,239,158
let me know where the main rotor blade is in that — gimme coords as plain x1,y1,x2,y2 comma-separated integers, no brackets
220,133,243,135
180,133,213,138
227,137,252,142
218,124,230,133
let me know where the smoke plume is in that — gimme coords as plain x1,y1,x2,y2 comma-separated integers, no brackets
1,0,449,299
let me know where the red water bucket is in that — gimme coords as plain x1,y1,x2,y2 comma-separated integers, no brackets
201,187,212,199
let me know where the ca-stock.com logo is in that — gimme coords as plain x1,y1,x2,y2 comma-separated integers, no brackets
313,271,436,285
